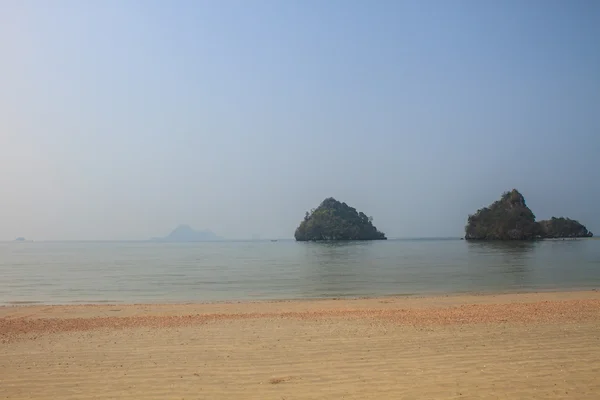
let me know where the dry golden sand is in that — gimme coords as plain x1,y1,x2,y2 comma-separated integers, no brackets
1,291,600,399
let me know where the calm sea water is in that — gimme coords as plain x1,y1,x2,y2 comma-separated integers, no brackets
1,239,600,305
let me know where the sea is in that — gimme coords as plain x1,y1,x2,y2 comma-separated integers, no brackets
1,238,600,305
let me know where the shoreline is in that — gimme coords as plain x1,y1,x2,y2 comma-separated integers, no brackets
2,286,599,308
2,290,600,333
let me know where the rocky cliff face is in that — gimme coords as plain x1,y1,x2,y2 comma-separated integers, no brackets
295,198,386,241
465,189,593,240
538,217,593,238
465,189,539,240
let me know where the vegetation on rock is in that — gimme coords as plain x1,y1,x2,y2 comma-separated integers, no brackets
465,189,539,240
538,217,593,238
465,189,593,240
295,198,387,241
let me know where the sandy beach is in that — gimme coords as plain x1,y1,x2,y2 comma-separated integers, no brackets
2,291,600,399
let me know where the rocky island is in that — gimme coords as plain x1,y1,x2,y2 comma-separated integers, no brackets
295,198,387,241
152,225,221,242
537,217,593,239
465,189,593,240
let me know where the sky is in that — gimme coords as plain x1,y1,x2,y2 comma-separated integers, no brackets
1,0,599,240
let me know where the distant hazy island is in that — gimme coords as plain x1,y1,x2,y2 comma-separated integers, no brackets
152,225,222,242
465,189,593,240
295,198,386,241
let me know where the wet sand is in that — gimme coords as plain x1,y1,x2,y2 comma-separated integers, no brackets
2,291,600,399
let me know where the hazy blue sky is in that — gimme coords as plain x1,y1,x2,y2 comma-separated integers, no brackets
1,0,599,240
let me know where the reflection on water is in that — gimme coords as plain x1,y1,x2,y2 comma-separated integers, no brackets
0,239,599,304
468,240,537,253
301,241,379,297
465,241,538,291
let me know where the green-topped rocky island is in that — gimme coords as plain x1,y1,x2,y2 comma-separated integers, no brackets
295,197,387,241
465,189,593,240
